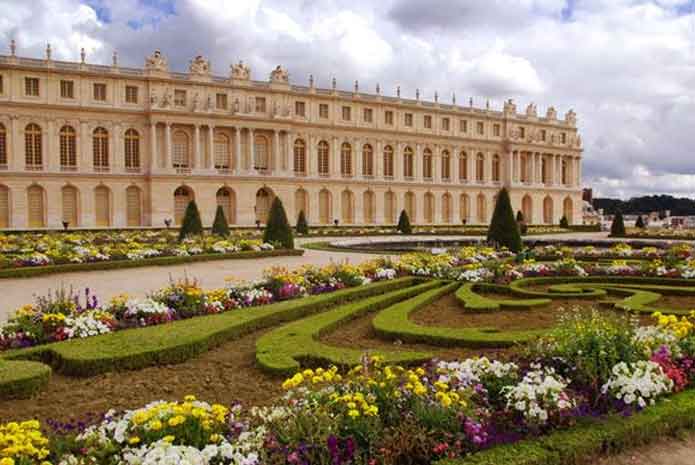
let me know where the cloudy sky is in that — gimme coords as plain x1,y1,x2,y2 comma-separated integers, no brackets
1,0,693,199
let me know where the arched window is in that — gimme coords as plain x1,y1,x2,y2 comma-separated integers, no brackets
295,188,309,221
59,126,77,169
383,145,394,177
125,129,140,170
94,185,111,227
93,127,109,169
341,189,354,223
476,193,487,224
459,152,468,182
318,141,330,176
492,154,500,182
173,131,190,168
216,187,236,224
214,134,230,170
340,142,352,176
25,123,42,168
174,186,193,225
403,146,414,178
27,185,45,227
541,157,548,184
362,144,373,176
522,195,533,224
424,192,434,223
460,194,470,224
293,139,306,174
363,190,375,224
0,185,9,228
384,190,396,223
405,191,416,222
561,159,569,185
563,197,573,224
423,148,433,179
543,196,553,224
61,185,79,226
126,186,142,227
319,189,331,224
0,124,7,167
254,135,268,170
255,188,274,223
476,153,485,182
441,150,451,180
442,193,452,223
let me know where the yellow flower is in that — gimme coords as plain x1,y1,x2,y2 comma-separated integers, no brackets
347,409,360,418
0,458,15,465
162,435,175,443
168,415,186,427
128,436,141,445
148,420,162,431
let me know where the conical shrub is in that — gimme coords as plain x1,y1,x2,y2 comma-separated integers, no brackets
610,210,626,236
212,205,230,237
486,188,522,252
635,215,645,229
263,197,294,249
397,209,412,234
178,200,204,241
296,210,309,235
559,215,569,228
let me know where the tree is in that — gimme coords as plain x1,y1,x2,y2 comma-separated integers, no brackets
178,200,203,241
635,215,645,229
263,197,294,249
516,211,524,223
486,188,522,252
295,210,309,235
516,210,528,235
559,215,569,228
211,205,230,237
610,210,626,236
397,209,412,234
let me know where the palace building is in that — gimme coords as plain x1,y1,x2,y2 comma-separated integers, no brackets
0,42,584,230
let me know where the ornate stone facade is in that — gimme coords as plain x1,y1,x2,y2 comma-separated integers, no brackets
0,48,583,229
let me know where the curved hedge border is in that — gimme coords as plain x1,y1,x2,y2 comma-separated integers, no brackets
436,388,695,465
0,249,304,279
0,360,51,399
455,282,551,311
373,283,545,348
1,278,413,382
255,280,442,376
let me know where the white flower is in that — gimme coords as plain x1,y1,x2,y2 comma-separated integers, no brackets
601,361,673,408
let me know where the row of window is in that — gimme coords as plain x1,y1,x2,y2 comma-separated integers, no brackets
9,76,140,103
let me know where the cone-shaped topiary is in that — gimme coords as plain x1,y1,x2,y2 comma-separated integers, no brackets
296,210,309,235
559,215,569,228
610,210,626,236
635,215,645,229
397,209,412,234
516,211,524,223
263,197,294,249
211,205,230,237
487,188,522,252
178,200,204,241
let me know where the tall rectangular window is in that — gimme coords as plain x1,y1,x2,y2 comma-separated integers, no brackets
424,115,432,129
442,117,450,131
493,124,501,137
460,119,468,133
93,83,107,101
174,90,187,106
363,108,373,122
404,113,413,127
216,93,227,110
255,97,266,113
319,103,329,118
519,127,526,139
476,121,484,135
25,77,39,96
561,132,567,144
60,80,74,99
125,85,138,104
342,106,351,121
295,101,306,117
384,110,394,125
540,129,546,141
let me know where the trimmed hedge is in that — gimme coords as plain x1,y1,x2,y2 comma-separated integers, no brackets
0,249,304,279
255,280,442,376
455,282,550,311
436,388,695,465
2,278,414,378
372,283,545,348
0,359,51,399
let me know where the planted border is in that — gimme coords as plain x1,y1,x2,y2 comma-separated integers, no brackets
455,282,551,311
0,249,304,279
437,388,695,465
373,283,546,348
2,278,413,380
0,359,51,399
255,280,443,376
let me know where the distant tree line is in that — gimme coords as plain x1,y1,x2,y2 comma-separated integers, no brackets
593,195,695,217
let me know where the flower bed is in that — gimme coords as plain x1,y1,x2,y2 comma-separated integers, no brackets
4,309,695,465
530,243,693,262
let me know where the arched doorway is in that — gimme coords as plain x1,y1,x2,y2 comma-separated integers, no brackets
543,196,554,224
0,185,9,228
319,189,331,224
255,187,274,224
405,191,416,223
95,185,111,227
216,187,236,224
62,185,79,227
384,190,396,223
295,188,309,222
522,195,533,224
27,185,45,228
363,190,375,224
424,192,435,223
442,193,452,224
476,193,486,224
341,189,354,224
174,186,193,225
460,193,470,224
126,186,142,227
563,197,573,224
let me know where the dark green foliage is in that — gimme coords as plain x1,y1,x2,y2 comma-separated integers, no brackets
635,215,645,228
516,211,528,235
263,197,294,249
593,194,695,216
178,200,204,241
487,188,522,252
397,210,412,234
0,360,51,400
211,205,230,237
296,210,309,235
516,211,524,222
559,215,569,228
610,211,626,236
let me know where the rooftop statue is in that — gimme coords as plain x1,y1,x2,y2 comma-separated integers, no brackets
189,55,210,76
230,60,251,80
270,65,289,83
145,49,168,72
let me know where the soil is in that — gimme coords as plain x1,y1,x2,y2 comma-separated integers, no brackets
653,295,695,310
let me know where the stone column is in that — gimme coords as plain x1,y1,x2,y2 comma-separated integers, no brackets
80,121,90,169
150,122,157,171
529,151,535,185
394,142,402,181
249,128,255,174
355,138,363,177
46,120,56,171
234,127,241,173
308,135,316,177
332,136,339,177
10,117,21,171
575,157,581,187
113,123,123,171
415,144,422,181
376,140,383,179
164,123,171,169
433,146,441,183
208,125,214,170
194,124,201,170
285,131,292,175
273,130,280,173
467,150,475,185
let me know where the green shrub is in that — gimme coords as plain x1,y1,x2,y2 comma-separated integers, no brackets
635,215,645,228
397,210,412,234
559,215,569,228
263,197,294,249
610,211,626,236
0,360,51,399
487,188,522,252
178,200,204,241
296,210,309,235
211,205,230,237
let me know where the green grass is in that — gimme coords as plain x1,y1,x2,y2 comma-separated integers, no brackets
0,359,51,399
373,283,546,348
255,280,443,376
2,279,414,379
455,282,551,311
